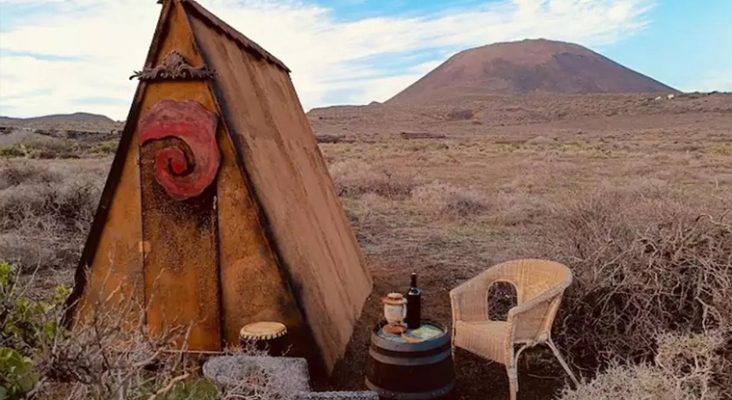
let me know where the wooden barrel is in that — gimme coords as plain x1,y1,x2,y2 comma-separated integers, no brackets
365,320,456,400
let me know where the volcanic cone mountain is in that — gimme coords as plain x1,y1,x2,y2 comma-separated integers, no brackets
387,39,678,104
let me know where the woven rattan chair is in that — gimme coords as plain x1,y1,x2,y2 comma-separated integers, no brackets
449,259,579,400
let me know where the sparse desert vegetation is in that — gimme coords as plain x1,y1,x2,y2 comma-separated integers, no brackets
0,159,107,274
319,124,731,398
1,93,731,399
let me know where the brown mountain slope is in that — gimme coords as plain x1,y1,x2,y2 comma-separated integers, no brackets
0,112,115,125
387,39,678,104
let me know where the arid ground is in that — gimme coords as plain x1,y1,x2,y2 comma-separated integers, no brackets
1,93,730,399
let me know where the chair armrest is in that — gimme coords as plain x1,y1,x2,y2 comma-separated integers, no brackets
506,285,567,342
450,268,505,322
508,284,563,316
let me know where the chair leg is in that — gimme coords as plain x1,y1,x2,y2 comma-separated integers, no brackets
505,346,518,400
547,339,579,387
507,365,518,400
507,344,528,400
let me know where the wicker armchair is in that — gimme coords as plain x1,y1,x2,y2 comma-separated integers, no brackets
449,259,579,400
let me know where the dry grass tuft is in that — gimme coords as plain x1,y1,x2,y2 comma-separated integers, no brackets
412,181,490,218
329,160,420,199
489,190,548,226
559,330,728,400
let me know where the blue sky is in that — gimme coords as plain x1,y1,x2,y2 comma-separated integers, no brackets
601,1,732,92
0,0,730,120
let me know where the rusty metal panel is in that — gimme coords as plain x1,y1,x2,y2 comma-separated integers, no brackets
215,128,308,351
134,2,224,351
187,10,373,373
139,98,222,351
73,127,144,327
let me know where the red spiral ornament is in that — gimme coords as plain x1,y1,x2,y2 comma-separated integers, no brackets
138,99,221,201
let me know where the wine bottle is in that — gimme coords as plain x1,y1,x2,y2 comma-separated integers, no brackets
405,272,421,330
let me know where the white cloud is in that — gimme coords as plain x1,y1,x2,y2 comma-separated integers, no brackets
683,70,732,93
0,0,654,119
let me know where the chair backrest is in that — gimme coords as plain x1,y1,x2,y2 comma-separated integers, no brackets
490,259,573,343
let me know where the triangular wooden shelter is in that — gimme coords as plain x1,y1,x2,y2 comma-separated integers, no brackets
65,0,372,376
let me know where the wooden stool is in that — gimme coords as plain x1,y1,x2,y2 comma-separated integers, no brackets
239,321,289,356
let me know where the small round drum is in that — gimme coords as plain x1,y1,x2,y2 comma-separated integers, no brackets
239,321,289,356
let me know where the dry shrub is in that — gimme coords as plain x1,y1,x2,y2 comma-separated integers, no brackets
2,260,197,400
341,192,394,227
0,179,100,230
59,299,295,400
545,181,732,375
203,354,309,400
87,141,118,155
35,282,202,399
412,181,490,218
0,139,82,159
655,330,728,394
0,161,63,189
489,190,548,226
559,363,687,400
0,162,103,271
328,160,419,199
0,231,72,272
558,330,727,400
443,192,487,218
3,258,290,400
525,135,554,146
446,109,474,121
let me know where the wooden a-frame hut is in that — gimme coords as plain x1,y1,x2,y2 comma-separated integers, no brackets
64,0,373,376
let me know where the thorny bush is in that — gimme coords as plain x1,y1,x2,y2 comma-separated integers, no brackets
558,330,728,400
0,259,292,400
544,184,732,390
